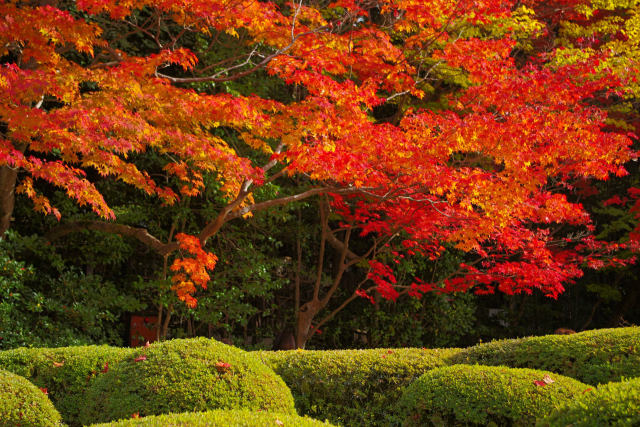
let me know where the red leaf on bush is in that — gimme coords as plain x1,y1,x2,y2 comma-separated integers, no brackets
101,362,109,373
533,380,546,386
583,388,594,394
39,387,48,395
216,361,231,373
134,355,147,362
132,413,140,419
53,361,64,367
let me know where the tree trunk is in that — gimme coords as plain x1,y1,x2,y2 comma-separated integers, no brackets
609,284,639,327
295,300,322,349
0,165,19,236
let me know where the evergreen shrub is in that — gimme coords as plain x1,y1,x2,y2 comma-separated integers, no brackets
449,327,640,385
0,368,62,427
0,345,133,426
540,377,640,427
89,409,334,426
258,347,458,426
80,338,296,424
393,364,589,426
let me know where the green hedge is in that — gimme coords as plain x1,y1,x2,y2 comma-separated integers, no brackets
449,327,640,385
0,369,62,427
89,409,334,426
0,345,133,426
394,364,589,426
258,347,459,426
540,377,640,426
80,338,296,425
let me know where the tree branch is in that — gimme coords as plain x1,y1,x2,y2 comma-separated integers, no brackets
46,221,177,256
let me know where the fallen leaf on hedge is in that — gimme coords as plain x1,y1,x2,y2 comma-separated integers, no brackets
542,375,555,384
53,361,64,367
40,387,48,395
134,355,147,362
216,361,231,373
533,380,546,387
132,413,140,419
144,341,150,348
275,420,284,426
583,388,594,394
101,362,109,373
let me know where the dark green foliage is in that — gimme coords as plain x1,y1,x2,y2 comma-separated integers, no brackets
0,231,144,349
0,345,134,426
89,409,334,426
0,369,62,427
80,338,296,425
394,364,589,426
313,292,477,349
258,347,459,426
540,377,640,427
449,326,640,385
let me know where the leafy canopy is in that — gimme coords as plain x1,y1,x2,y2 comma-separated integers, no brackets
0,0,636,305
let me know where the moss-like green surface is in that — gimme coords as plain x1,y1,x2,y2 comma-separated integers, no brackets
0,368,62,427
80,338,296,425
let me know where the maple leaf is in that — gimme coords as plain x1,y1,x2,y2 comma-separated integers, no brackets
542,374,555,385
215,361,231,373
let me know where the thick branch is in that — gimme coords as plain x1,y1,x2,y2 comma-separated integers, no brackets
313,200,329,302
46,221,176,256
228,186,374,220
319,227,352,307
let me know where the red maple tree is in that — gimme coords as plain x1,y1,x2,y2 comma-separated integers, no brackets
0,0,635,346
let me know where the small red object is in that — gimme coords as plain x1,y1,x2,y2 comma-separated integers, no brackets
215,361,231,373
134,355,147,362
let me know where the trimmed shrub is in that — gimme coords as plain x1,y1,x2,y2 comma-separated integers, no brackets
89,409,334,426
393,364,590,426
449,326,640,385
0,369,62,426
0,345,133,426
540,377,640,426
80,338,296,425
258,347,459,426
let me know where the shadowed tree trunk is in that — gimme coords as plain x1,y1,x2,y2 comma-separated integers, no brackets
0,165,19,236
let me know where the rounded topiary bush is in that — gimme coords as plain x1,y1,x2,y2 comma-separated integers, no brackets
79,338,296,425
448,327,640,385
0,369,62,427
89,409,334,426
0,345,134,426
259,347,459,426
540,377,640,427
393,364,590,426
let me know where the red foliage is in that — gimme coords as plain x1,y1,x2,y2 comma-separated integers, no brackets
1,0,636,307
